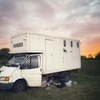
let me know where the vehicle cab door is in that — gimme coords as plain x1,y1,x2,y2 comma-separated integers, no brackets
20,55,42,87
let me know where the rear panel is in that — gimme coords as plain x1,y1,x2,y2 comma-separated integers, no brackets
43,37,81,74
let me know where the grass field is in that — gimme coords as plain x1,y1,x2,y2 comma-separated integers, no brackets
81,60,100,75
0,60,100,100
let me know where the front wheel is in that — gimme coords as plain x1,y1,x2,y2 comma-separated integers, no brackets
12,80,26,93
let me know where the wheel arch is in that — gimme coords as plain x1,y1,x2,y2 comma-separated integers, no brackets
12,78,28,88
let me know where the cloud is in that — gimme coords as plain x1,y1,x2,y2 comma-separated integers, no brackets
0,0,100,52
31,0,55,19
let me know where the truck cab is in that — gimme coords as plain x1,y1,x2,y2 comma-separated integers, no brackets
0,54,42,92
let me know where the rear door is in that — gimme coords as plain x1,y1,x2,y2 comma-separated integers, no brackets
21,55,42,87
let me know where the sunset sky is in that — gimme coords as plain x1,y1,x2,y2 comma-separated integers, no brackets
0,0,100,56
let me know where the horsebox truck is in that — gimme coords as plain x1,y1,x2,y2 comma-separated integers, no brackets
0,33,81,92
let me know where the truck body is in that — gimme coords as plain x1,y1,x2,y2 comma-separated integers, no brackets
0,33,81,92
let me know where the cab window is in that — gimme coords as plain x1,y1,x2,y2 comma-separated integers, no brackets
31,56,38,68
21,56,39,69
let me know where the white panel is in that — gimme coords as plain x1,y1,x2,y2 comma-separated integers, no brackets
53,38,63,70
22,68,41,86
45,40,54,71
10,33,45,53
21,55,42,87
10,34,27,53
63,40,81,70
63,40,69,69
44,38,81,74
29,34,45,52
73,41,81,69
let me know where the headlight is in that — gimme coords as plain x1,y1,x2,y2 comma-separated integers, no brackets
0,76,9,81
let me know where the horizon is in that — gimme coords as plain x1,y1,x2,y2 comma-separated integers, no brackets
0,0,100,56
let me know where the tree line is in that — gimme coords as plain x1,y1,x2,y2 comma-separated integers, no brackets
81,52,100,60
0,48,14,60
0,48,100,60
0,48,16,65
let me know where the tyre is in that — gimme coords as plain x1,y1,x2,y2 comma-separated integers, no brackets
12,80,26,93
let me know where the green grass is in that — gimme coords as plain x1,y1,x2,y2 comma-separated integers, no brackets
0,60,100,100
81,60,100,75
0,73,100,100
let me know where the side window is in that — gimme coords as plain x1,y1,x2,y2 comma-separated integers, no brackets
63,40,66,47
77,42,79,48
31,56,38,69
22,58,30,69
71,41,73,47
21,56,39,69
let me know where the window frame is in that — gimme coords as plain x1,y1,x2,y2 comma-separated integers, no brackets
70,41,73,47
30,56,39,69
77,42,79,48
20,55,40,69
63,40,66,47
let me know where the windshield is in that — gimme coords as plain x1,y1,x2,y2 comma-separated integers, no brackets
5,55,26,67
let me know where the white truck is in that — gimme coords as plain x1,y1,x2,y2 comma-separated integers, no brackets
0,33,81,92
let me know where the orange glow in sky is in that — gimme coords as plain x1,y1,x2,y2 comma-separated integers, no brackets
81,38,100,57
0,0,100,57
0,35,100,57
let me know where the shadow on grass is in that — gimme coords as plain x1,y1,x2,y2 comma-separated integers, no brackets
0,89,12,93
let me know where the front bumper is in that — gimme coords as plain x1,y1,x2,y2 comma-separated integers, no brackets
0,82,13,89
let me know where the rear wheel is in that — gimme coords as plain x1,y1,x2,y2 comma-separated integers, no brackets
12,80,26,93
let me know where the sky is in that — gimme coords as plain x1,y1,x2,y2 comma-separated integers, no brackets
0,0,100,56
